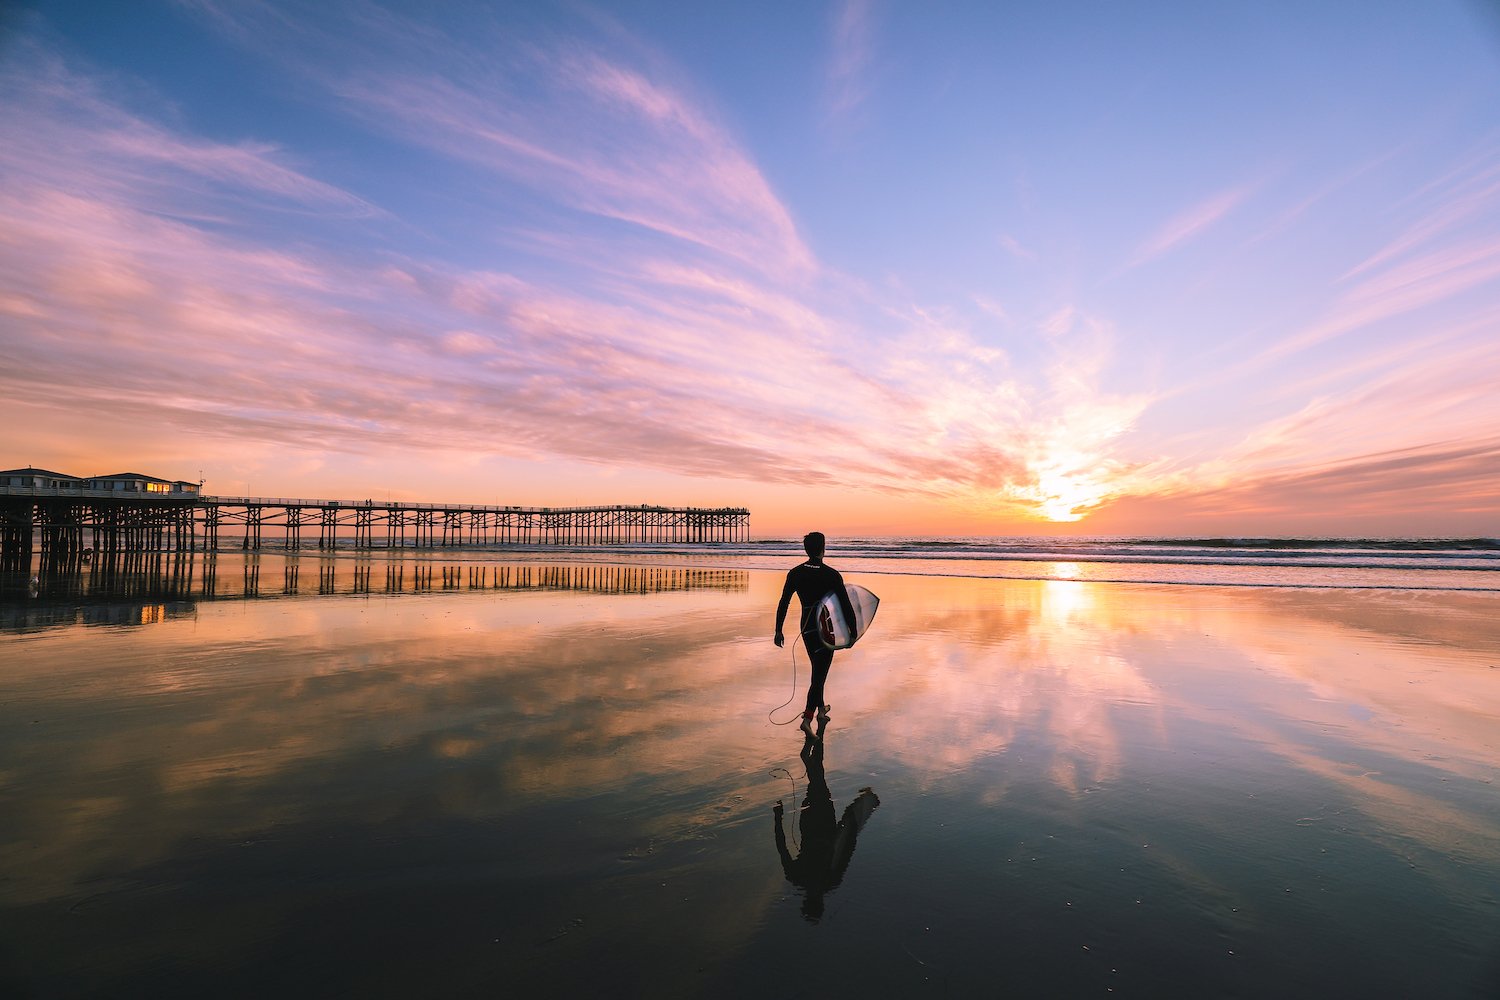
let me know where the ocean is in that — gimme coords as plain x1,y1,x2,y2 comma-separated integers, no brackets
453,535,1500,591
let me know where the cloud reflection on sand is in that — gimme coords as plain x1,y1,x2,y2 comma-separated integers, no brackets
1,564,1497,925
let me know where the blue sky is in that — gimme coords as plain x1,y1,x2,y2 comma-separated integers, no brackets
2,1,1498,535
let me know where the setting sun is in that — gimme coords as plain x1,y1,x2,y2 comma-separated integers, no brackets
1007,457,1119,523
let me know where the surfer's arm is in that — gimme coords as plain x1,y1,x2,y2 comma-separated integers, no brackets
774,571,796,641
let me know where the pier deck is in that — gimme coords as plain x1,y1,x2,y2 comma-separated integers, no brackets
0,487,750,565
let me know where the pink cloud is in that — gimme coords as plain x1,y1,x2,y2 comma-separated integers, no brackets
0,45,377,220
1160,438,1500,520
316,35,815,278
1257,239,1500,367
0,59,1026,501
825,0,877,121
1129,183,1255,267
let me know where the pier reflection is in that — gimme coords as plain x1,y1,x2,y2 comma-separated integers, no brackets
0,551,200,631
0,553,748,633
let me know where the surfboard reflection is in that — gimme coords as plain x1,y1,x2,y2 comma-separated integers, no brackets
773,726,880,922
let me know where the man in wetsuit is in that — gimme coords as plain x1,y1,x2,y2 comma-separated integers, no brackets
774,531,858,739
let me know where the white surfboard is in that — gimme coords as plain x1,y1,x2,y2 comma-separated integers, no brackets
815,584,879,650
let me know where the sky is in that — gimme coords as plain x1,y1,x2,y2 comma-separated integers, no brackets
2,1,1499,537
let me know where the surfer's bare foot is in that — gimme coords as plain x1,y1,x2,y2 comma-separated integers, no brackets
799,716,817,740
817,704,831,724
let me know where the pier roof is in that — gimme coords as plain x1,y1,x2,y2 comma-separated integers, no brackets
93,472,178,483
0,467,81,479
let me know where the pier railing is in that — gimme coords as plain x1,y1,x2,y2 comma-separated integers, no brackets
0,488,750,562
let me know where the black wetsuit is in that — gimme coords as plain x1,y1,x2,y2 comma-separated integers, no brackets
775,560,857,718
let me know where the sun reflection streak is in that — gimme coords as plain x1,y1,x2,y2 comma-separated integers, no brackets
1041,574,1088,624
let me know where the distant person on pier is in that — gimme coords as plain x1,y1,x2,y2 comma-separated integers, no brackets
775,531,857,740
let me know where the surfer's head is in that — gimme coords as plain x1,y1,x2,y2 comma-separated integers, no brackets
803,532,826,559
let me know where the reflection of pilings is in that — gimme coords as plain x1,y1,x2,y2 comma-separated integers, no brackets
1,550,201,631
80,549,196,600
489,564,749,594
7,556,749,613
378,563,750,594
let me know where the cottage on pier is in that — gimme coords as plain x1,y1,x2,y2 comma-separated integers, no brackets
0,467,88,489
89,472,201,496
0,467,201,495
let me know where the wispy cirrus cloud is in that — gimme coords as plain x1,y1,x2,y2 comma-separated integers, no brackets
0,31,1130,514
825,0,877,123
1128,182,1256,267
3,5,1157,524
1248,148,1500,367
185,0,814,278
1103,313,1500,531
1343,145,1500,280
0,42,377,221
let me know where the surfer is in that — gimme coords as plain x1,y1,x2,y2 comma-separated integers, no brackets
774,531,858,740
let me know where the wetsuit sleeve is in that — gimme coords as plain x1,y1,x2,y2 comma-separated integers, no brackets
775,569,796,633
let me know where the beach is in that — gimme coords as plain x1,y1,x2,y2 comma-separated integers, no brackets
2,551,1499,997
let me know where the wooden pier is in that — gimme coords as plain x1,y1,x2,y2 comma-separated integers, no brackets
0,487,750,565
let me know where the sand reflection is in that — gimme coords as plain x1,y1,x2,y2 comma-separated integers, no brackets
1,562,1498,993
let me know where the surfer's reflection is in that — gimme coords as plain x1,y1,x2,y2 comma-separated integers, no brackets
773,724,880,922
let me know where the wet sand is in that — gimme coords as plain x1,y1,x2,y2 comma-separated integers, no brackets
2,556,1499,997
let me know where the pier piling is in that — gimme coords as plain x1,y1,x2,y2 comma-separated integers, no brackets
1,488,750,557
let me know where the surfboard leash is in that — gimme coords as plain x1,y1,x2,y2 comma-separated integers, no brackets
769,765,801,850
767,630,805,726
